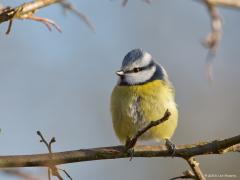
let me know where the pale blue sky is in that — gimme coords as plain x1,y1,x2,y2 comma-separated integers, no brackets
0,0,240,179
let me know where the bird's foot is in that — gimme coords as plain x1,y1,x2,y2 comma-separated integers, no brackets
127,148,135,161
165,139,176,157
124,136,135,161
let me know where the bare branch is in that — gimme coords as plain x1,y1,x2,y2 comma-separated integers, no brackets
0,135,238,168
0,0,63,24
207,0,240,8
60,1,95,32
203,0,222,53
5,20,13,34
186,157,205,180
199,0,223,82
22,16,62,32
59,169,73,180
37,131,71,180
0,0,94,34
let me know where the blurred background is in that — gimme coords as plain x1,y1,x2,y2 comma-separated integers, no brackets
0,0,239,179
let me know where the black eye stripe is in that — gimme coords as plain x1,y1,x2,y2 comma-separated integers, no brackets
124,61,155,74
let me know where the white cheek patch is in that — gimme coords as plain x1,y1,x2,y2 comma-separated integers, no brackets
124,66,156,85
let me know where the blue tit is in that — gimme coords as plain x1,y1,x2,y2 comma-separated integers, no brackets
110,49,178,145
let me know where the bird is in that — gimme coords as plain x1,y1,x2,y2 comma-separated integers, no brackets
110,49,178,151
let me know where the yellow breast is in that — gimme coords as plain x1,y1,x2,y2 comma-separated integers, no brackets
110,80,178,144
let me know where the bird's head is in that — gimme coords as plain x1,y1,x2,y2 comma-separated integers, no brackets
116,49,167,85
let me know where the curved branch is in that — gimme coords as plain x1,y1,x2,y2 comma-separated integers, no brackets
0,0,63,23
0,134,239,168
0,0,94,34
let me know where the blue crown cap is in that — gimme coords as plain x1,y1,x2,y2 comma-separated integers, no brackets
122,49,144,67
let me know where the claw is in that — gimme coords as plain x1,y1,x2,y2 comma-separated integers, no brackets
165,139,176,157
127,148,135,161
124,136,135,161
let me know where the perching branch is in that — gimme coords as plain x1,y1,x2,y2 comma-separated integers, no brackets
0,135,238,167
0,110,239,180
0,111,239,180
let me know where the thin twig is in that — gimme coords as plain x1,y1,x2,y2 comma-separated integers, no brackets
37,131,71,180
22,16,62,32
0,0,94,34
203,0,222,53
201,0,223,82
125,110,171,150
59,169,73,180
5,19,13,34
186,157,206,180
60,1,95,31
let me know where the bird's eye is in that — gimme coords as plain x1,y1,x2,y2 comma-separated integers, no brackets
133,68,140,73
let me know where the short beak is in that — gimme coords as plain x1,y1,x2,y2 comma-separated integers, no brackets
116,70,124,76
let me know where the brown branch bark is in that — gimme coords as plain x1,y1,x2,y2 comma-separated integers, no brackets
203,0,222,53
0,0,63,23
0,135,239,168
186,157,206,180
0,0,94,33
207,0,240,8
